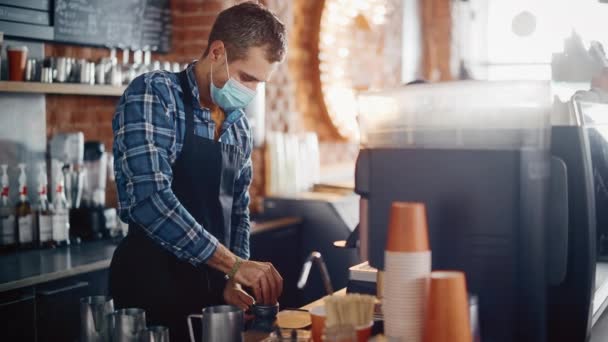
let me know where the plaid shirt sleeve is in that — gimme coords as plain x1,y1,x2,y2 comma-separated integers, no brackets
230,135,253,260
113,74,219,266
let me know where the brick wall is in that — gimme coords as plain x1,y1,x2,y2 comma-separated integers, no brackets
45,0,247,209
288,0,404,164
421,0,453,81
44,0,409,210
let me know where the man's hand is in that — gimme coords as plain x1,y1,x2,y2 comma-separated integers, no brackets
234,260,283,305
223,280,255,310
207,244,283,305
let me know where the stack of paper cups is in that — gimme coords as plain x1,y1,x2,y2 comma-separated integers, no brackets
382,202,431,342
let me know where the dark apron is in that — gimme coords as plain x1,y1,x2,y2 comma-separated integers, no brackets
109,70,241,342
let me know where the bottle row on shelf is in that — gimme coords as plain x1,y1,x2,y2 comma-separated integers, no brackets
0,162,70,252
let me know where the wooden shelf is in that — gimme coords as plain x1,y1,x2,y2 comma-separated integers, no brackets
0,81,126,96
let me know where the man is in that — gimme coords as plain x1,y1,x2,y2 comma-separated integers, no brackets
109,2,286,340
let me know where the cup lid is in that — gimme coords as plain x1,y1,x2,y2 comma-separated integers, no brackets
7,45,28,52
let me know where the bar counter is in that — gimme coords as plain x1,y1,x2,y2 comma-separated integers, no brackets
0,217,302,293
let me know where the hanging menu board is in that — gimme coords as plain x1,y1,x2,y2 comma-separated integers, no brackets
53,0,171,52
140,0,171,52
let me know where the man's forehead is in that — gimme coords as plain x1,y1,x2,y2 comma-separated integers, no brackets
233,46,279,82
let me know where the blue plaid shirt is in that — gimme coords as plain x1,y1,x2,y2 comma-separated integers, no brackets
112,63,252,265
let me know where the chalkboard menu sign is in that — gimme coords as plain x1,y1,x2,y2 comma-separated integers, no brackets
141,0,171,52
53,0,171,52
0,0,170,52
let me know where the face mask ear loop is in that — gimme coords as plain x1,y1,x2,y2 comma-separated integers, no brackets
209,57,214,86
224,50,231,79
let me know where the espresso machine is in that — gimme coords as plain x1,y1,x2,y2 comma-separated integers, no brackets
355,81,605,341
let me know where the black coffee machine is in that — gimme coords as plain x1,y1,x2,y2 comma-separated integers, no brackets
355,81,605,341
70,141,109,240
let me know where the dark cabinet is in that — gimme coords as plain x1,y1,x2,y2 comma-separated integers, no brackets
250,224,303,307
35,269,109,342
0,287,36,341
36,278,91,342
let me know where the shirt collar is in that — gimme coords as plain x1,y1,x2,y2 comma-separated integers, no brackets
185,61,202,106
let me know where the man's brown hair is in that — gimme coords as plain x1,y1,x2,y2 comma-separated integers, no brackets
203,1,287,63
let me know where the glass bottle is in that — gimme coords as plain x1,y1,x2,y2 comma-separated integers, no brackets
16,163,35,249
0,164,16,252
36,163,53,248
51,164,70,247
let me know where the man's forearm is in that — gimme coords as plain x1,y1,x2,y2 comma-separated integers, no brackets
127,188,220,265
231,219,251,260
207,243,238,274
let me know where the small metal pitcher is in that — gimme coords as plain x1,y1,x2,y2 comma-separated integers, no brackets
187,305,244,342
111,308,147,342
80,296,114,342
139,326,170,342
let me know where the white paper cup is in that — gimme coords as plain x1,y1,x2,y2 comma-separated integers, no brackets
382,250,430,342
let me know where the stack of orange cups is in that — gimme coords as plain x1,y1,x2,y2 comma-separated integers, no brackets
423,271,472,342
382,202,431,341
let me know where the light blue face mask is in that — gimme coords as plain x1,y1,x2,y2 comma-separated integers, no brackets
210,53,257,112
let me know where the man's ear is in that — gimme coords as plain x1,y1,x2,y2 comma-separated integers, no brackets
208,41,226,62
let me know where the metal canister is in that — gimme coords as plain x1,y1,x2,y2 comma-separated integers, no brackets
88,62,96,85
96,61,107,85
55,57,68,83
78,59,90,84
41,67,53,83
109,64,123,86
25,58,37,81
65,58,75,82
152,60,161,71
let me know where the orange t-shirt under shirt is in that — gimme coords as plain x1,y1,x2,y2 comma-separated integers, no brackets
202,99,225,141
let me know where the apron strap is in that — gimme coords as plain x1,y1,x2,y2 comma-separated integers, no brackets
178,70,196,147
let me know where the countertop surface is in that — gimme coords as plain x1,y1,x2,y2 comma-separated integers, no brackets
242,287,608,342
0,216,302,293
243,288,347,342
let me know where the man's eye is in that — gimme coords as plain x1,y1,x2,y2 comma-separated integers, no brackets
239,73,257,82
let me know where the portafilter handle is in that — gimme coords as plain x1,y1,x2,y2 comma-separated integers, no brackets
333,225,359,249
297,251,334,295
